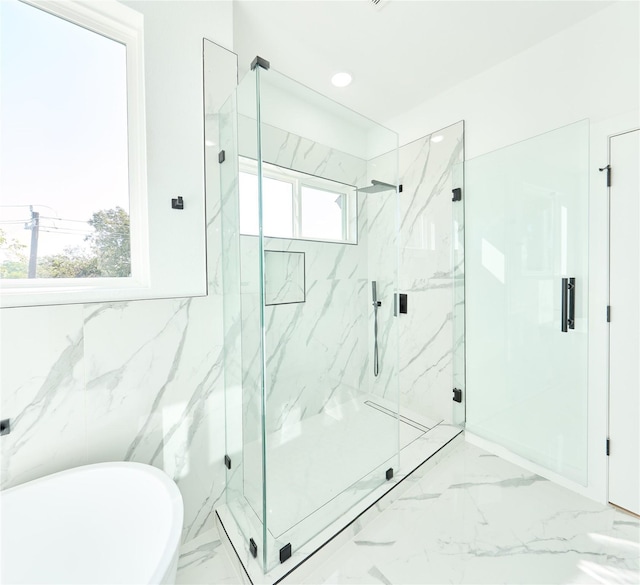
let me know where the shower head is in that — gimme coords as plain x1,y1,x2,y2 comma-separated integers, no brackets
357,180,396,194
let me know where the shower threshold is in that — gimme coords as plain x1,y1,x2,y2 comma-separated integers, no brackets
216,397,462,584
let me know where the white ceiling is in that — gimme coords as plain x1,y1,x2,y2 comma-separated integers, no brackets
233,0,614,125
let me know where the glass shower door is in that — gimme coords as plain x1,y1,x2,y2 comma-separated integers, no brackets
255,66,400,571
465,120,589,485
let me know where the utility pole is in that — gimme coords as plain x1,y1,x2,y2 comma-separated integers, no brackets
26,206,40,278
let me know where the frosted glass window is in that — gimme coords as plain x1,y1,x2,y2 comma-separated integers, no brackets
301,187,344,241
0,0,131,279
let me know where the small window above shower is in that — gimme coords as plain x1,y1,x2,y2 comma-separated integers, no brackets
238,157,358,244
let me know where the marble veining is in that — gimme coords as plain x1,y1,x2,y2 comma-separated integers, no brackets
0,305,87,488
177,529,241,585
304,441,640,585
368,121,465,424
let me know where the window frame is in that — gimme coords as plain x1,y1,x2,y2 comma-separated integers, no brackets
238,157,357,245
0,0,148,307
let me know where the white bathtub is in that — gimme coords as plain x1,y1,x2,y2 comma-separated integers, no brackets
0,462,184,585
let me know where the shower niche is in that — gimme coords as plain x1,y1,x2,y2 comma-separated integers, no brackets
216,57,401,574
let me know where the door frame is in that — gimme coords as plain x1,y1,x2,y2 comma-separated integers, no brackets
606,127,640,513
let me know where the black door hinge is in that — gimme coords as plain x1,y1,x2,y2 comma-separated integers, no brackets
224,455,231,469
599,164,611,187
453,388,463,403
218,150,226,164
606,438,610,456
452,187,462,202
279,543,292,563
607,306,611,323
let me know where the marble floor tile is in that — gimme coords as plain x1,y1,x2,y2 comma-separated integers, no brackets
305,441,640,585
181,439,638,584
177,530,241,585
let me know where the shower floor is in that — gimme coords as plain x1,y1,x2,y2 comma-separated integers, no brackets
219,396,462,582
243,395,442,539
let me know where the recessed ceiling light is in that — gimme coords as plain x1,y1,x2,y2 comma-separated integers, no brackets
331,72,352,88
431,135,444,143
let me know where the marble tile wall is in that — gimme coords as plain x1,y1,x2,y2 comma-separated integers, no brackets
0,286,227,546
395,121,465,423
231,118,371,446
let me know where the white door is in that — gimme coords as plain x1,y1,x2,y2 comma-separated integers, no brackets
609,128,640,516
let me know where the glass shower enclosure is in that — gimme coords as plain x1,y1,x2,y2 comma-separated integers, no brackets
219,60,400,572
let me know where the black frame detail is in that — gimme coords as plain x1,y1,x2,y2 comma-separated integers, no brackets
224,455,231,470
218,150,226,164
452,187,462,202
606,438,610,456
453,388,463,403
250,538,258,558
279,543,292,563
399,293,408,314
607,305,611,323
385,468,394,480
251,56,270,71
599,164,612,187
0,419,10,436
171,196,184,210
399,184,403,193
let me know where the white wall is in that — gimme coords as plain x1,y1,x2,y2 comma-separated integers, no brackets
388,2,639,159
122,0,233,299
0,1,235,545
386,1,639,503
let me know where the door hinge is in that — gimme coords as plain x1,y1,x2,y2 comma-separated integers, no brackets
606,438,610,456
452,187,462,202
607,305,611,322
599,164,611,187
218,150,226,164
279,543,292,564
453,388,463,403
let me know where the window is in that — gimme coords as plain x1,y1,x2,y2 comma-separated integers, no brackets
0,0,147,306
239,158,357,244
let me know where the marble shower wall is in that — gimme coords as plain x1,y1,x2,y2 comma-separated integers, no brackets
235,120,370,441
394,121,465,423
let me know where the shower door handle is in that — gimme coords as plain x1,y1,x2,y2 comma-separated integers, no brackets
561,278,568,332
561,277,576,332
568,277,576,330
